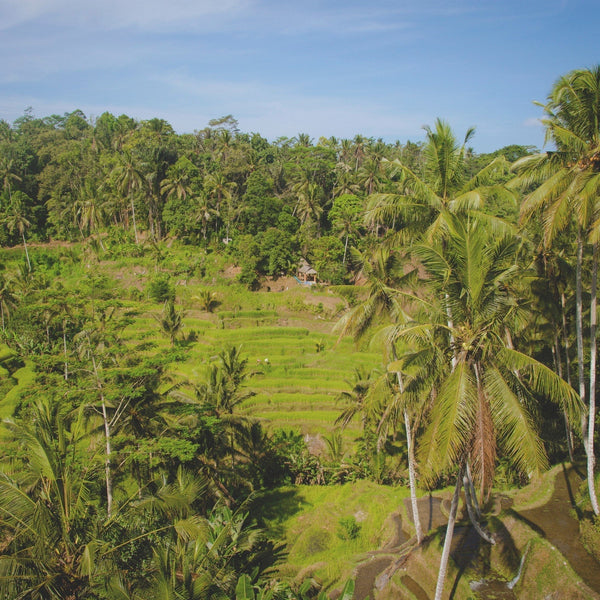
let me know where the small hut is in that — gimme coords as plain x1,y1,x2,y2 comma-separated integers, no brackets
297,260,318,284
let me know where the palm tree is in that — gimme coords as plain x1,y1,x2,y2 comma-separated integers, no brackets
157,299,184,346
4,193,32,271
112,150,145,243
364,119,512,243
511,65,600,515
0,157,21,202
0,401,102,599
194,192,217,241
391,213,581,600
335,367,377,447
0,274,17,331
334,245,425,543
160,159,193,203
78,180,106,249
204,172,236,232
194,289,219,313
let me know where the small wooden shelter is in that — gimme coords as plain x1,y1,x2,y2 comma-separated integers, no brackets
297,260,318,284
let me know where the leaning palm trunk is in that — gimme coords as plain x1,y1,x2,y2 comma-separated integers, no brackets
588,244,599,515
463,470,494,544
404,408,423,544
21,231,31,271
394,365,423,544
434,466,463,600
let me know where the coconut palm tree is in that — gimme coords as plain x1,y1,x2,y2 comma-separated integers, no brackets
4,192,32,271
389,212,581,600
111,150,145,243
364,119,513,242
0,400,103,599
156,299,184,346
335,367,378,449
0,274,17,332
511,65,600,515
334,245,425,543
204,172,236,233
0,157,21,202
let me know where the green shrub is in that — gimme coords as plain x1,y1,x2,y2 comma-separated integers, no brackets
336,516,361,540
147,273,174,303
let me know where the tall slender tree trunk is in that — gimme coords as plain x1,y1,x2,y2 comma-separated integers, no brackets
91,354,113,517
101,400,114,517
554,334,574,461
434,466,463,600
576,227,587,448
560,291,575,459
393,361,423,544
130,195,139,245
588,244,599,515
62,322,69,381
404,408,423,544
343,233,349,265
21,232,31,272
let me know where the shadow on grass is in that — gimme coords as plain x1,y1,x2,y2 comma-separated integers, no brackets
250,487,310,539
416,510,521,600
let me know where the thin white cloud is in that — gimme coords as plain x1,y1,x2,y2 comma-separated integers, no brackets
154,72,427,139
0,0,253,32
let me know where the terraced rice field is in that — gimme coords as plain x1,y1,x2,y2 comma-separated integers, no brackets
128,282,383,439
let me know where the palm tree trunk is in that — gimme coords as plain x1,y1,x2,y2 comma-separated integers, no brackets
434,466,463,600
21,232,31,272
130,196,139,244
63,323,69,382
553,333,574,461
560,291,575,459
101,400,114,517
587,243,599,515
463,469,494,544
560,291,573,388
91,354,113,517
393,362,423,544
576,227,587,448
343,233,349,265
404,408,423,544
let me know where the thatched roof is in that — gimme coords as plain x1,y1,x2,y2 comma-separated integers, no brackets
298,260,317,276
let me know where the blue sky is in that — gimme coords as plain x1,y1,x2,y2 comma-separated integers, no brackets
1,0,598,152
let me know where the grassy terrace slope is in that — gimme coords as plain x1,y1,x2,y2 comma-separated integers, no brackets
108,262,384,440
142,291,382,438
0,245,382,441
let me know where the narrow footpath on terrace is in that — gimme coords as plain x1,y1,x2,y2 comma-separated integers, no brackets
349,463,600,600
514,463,600,594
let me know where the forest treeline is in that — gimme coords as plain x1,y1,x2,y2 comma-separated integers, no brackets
0,66,600,600
0,107,529,286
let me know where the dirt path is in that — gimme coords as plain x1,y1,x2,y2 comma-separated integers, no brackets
516,464,600,594
351,471,600,600
352,512,409,600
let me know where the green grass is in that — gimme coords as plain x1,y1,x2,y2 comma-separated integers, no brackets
254,480,410,586
0,245,383,440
